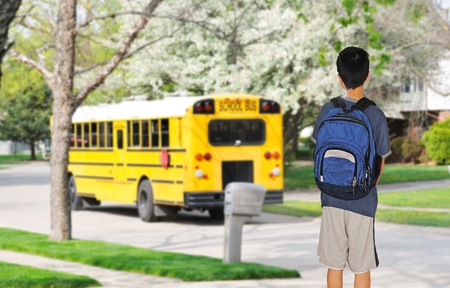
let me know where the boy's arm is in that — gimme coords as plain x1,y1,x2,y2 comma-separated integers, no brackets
376,158,385,185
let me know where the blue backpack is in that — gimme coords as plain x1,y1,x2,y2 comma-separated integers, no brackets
314,96,382,200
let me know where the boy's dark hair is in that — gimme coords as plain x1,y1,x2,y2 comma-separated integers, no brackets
336,46,369,89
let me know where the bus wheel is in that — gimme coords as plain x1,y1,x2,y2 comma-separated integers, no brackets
137,180,157,222
208,208,225,221
69,176,84,211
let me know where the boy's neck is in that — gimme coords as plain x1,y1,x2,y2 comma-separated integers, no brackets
345,85,364,101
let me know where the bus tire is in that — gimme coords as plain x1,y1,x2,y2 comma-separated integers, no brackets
208,208,225,221
137,180,157,222
82,197,101,207
69,176,84,211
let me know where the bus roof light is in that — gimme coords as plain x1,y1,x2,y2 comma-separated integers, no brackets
205,102,213,112
195,102,204,113
271,102,280,113
193,99,215,114
260,99,280,114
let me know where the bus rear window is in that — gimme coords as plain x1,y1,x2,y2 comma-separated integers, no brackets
208,119,265,146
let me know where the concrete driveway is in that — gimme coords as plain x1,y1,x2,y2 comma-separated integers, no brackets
0,162,449,288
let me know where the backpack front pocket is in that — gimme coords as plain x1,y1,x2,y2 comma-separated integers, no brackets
321,149,356,186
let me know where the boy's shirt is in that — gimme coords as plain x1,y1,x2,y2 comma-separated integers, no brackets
311,96,391,217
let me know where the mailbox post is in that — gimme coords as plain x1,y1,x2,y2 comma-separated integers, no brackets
223,182,266,263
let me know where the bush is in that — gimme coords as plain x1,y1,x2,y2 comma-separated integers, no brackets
388,136,427,164
423,118,450,164
388,137,405,163
401,138,425,164
296,137,315,160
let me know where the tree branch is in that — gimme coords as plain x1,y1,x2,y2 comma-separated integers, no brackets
8,49,56,90
74,61,108,76
75,11,150,32
124,24,183,59
424,0,449,33
73,0,164,108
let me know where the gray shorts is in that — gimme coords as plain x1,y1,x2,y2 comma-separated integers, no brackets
318,206,378,274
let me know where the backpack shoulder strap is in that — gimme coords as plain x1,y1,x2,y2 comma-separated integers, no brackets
330,96,341,108
330,96,347,111
354,97,376,112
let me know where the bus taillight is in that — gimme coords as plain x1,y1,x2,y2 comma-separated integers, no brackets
195,153,203,161
260,99,280,114
264,151,271,159
273,151,280,159
194,99,215,114
204,152,211,160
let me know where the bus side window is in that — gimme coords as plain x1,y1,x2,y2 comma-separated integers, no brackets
99,122,105,148
151,119,159,148
117,130,123,149
132,120,140,147
127,121,131,148
91,122,98,147
142,120,149,147
70,124,75,147
83,123,90,148
107,122,113,148
76,123,82,148
161,119,169,147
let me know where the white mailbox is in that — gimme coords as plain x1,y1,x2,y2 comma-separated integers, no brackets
224,182,266,216
223,182,266,263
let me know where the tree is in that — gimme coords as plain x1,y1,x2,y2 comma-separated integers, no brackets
423,118,450,164
121,0,449,159
120,0,401,159
0,60,52,160
8,0,175,241
0,0,22,80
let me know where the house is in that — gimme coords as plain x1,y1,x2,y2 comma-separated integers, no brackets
399,59,450,138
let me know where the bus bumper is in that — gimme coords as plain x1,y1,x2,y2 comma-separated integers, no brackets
183,190,283,209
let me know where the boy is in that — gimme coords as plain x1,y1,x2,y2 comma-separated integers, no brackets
311,46,391,288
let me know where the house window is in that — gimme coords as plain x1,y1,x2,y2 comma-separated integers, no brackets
418,80,424,92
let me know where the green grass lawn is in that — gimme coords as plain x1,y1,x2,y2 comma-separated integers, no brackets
376,209,450,227
263,194,450,227
0,154,43,164
0,228,300,282
379,188,450,208
0,261,100,288
284,164,450,190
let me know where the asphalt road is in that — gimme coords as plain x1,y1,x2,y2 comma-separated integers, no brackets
1,162,449,288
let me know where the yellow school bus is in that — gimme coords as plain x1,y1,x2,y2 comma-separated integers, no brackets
68,94,283,221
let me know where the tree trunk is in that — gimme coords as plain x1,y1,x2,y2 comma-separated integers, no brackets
30,140,36,160
49,0,77,241
0,0,22,80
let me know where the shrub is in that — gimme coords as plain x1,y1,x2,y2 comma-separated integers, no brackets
401,138,425,164
296,137,315,160
388,137,405,163
423,118,450,164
